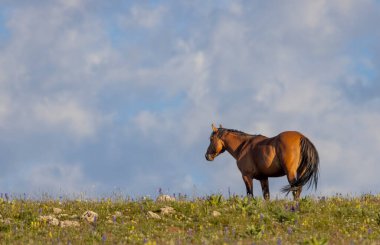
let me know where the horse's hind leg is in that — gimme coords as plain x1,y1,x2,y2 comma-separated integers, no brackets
293,186,302,200
287,171,301,200
260,178,270,200
242,175,253,197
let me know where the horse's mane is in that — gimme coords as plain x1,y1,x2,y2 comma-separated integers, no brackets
218,128,257,137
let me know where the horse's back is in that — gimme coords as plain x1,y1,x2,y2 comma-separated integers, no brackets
277,131,304,143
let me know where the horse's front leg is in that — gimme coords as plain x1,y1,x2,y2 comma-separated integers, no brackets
260,178,270,200
242,175,253,197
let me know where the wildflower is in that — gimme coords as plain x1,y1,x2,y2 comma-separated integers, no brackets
102,234,106,243
277,238,282,245
287,227,292,235
368,228,373,234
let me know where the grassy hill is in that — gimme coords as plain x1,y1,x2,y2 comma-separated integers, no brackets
0,194,379,244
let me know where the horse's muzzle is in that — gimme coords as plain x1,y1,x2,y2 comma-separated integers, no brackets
205,154,214,161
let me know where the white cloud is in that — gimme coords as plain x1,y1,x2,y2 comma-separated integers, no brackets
121,5,167,29
0,96,10,126
0,0,379,197
26,163,93,195
34,99,98,138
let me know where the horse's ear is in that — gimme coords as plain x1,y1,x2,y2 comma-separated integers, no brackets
211,123,218,132
219,124,223,128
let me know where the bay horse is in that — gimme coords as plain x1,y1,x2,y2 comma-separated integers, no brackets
205,124,319,200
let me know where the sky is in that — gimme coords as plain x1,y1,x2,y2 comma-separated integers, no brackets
0,0,379,199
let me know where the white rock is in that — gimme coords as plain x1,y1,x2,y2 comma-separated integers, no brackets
160,206,175,215
147,211,161,219
114,211,122,217
60,220,80,228
53,208,62,214
82,211,99,223
39,215,60,226
212,211,221,217
156,195,175,202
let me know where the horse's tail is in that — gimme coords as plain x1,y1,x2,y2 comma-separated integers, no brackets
281,136,319,194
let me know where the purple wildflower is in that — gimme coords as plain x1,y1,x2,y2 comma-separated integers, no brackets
224,226,228,235
287,227,292,235
277,238,282,245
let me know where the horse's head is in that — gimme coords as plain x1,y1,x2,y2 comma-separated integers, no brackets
205,124,226,161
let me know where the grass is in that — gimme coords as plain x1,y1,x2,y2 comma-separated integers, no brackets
0,194,379,244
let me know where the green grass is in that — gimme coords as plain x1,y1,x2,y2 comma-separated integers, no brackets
0,194,379,244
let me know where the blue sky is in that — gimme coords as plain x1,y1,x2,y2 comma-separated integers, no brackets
0,0,379,198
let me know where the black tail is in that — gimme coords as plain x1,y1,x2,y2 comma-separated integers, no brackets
281,137,319,194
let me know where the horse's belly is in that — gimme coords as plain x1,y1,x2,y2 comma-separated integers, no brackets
254,147,285,177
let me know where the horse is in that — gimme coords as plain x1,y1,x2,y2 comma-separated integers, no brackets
205,124,319,200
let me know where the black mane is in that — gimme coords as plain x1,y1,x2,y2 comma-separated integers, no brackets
219,128,257,137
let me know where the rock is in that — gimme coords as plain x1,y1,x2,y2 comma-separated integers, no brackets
114,211,122,217
53,208,62,214
147,211,161,219
39,215,60,226
60,220,80,228
156,195,175,202
4,218,11,225
82,211,99,223
160,206,175,215
212,211,221,217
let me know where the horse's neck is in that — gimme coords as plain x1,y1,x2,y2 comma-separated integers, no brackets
223,133,251,160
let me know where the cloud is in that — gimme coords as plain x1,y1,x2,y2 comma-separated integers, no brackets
0,0,379,197
34,98,98,139
125,5,167,29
